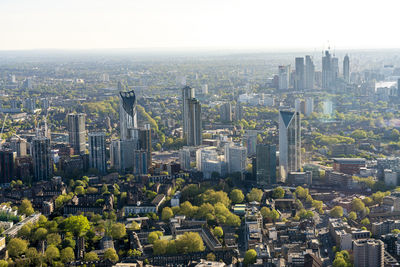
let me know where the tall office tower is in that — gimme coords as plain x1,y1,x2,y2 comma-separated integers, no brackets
119,90,138,141
187,98,202,146
32,136,52,182
182,86,202,146
225,143,247,174
182,86,195,141
256,144,276,186
243,131,257,156
67,113,86,155
295,57,305,90
88,132,107,174
343,54,350,83
0,149,16,184
322,50,334,90
305,55,315,89
332,57,339,80
235,102,243,121
353,239,384,267
110,140,137,173
278,65,291,90
279,110,301,182
138,124,152,166
220,102,232,122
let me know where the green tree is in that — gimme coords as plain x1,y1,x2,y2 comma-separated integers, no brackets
47,233,62,246
197,203,215,219
295,186,309,199
348,211,357,221
213,226,223,237
0,260,8,267
230,189,244,204
33,227,48,242
272,187,285,199
207,252,216,261
7,238,28,258
363,197,374,206
63,215,90,237
199,190,231,207
330,206,343,218
84,252,99,261
148,231,163,244
45,245,60,264
153,239,168,255
244,249,257,265
26,247,41,266
175,232,205,254
361,218,370,225
110,223,126,239
103,248,119,262
60,247,75,263
161,207,174,221
18,199,34,216
392,229,400,234
351,198,365,212
74,186,85,195
332,257,347,267
225,213,241,227
247,188,263,202
18,224,32,239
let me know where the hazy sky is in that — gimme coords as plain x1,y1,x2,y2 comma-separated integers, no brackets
1,0,400,51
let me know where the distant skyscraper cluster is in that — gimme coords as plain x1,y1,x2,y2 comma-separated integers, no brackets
277,51,350,91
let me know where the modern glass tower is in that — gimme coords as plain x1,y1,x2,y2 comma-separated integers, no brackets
182,86,202,146
305,55,315,90
88,132,107,174
0,149,16,184
295,57,305,91
119,90,138,141
32,136,52,181
256,144,276,186
67,113,86,155
279,110,301,182
343,54,350,83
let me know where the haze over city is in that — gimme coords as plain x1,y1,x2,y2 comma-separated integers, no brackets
1,0,400,51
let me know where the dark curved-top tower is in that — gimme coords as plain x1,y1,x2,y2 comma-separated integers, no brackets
119,90,137,141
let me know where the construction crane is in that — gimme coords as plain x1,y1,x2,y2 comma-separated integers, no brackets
0,113,9,149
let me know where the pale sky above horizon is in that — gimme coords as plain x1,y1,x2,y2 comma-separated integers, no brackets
1,0,400,51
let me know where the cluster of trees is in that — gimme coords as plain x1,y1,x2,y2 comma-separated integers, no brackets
333,250,352,267
5,198,129,266
166,200,240,227
260,207,280,222
150,232,205,255
294,186,323,215
312,132,355,146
